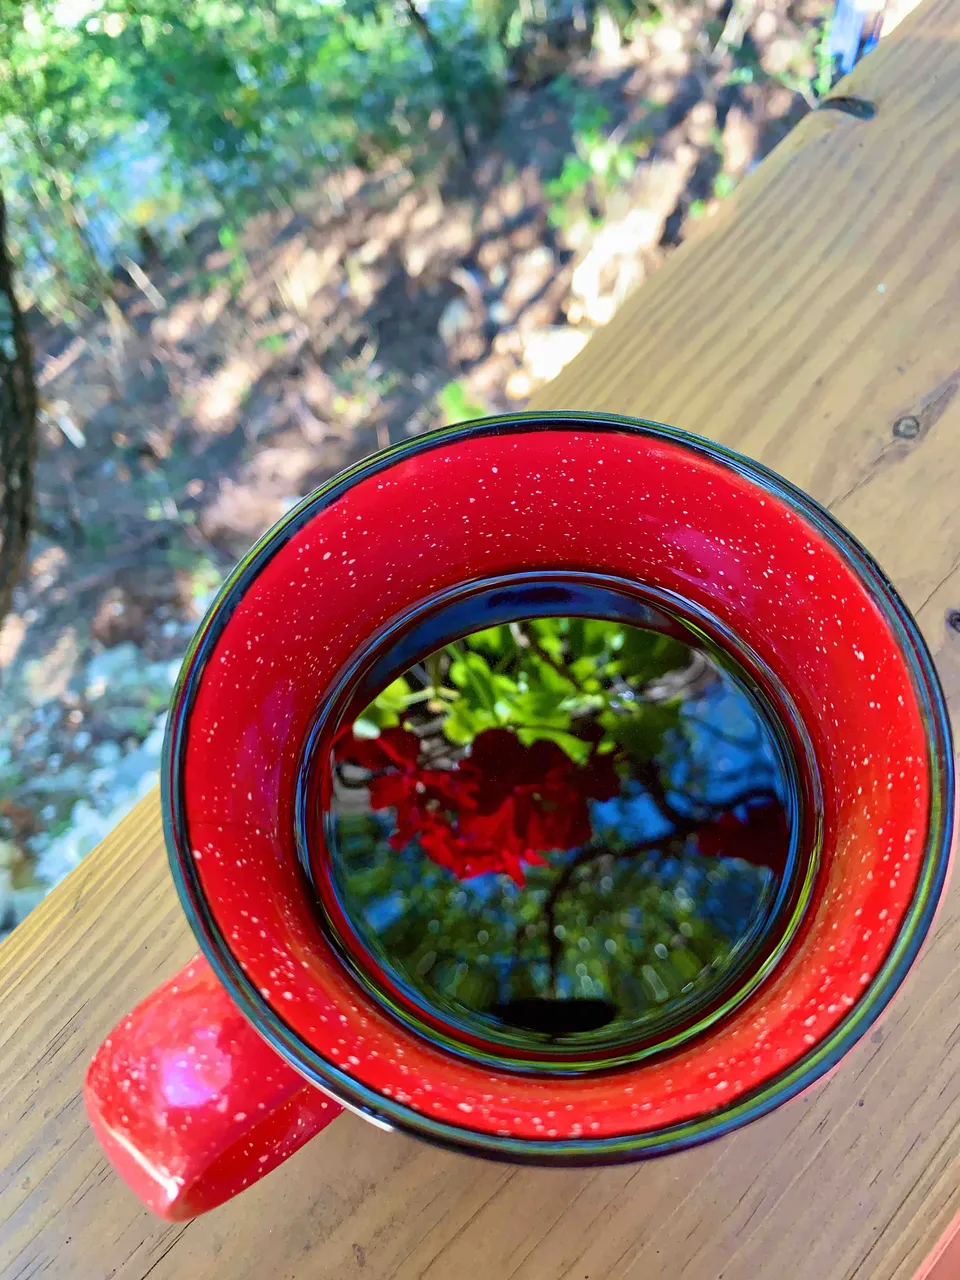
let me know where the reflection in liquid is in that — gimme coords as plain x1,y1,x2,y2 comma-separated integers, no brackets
323,615,798,1069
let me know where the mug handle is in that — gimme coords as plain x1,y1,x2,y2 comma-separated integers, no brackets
84,953,344,1219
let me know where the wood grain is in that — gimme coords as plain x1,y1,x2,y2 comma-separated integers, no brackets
4,2,960,1275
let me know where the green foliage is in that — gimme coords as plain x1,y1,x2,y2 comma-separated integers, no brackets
0,0,515,322
545,77,650,229
813,18,837,98
364,615,689,764
166,543,222,604
0,2,136,317
353,674,417,735
338,814,753,1027
215,224,250,297
438,378,486,425
1,0,772,324
722,17,835,109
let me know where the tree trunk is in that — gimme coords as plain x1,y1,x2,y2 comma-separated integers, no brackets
403,0,472,164
0,185,38,628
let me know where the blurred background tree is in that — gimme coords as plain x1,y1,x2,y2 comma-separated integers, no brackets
0,0,603,323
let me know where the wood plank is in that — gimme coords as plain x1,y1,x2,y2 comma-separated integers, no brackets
3,1,960,1275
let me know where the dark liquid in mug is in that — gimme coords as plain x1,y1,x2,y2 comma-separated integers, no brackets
322,609,802,1071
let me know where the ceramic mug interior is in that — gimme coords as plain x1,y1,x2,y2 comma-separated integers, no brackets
164,413,953,1161
307,571,818,1075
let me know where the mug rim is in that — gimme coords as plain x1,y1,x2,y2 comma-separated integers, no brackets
162,411,955,1163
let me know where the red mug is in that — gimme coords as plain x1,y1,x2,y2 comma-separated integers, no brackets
85,413,955,1220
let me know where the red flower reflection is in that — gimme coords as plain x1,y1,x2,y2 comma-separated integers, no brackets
696,799,790,877
335,726,618,884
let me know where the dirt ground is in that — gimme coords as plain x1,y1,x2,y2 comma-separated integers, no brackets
0,0,831,924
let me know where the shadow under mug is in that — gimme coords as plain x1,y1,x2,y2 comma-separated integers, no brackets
84,413,954,1220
